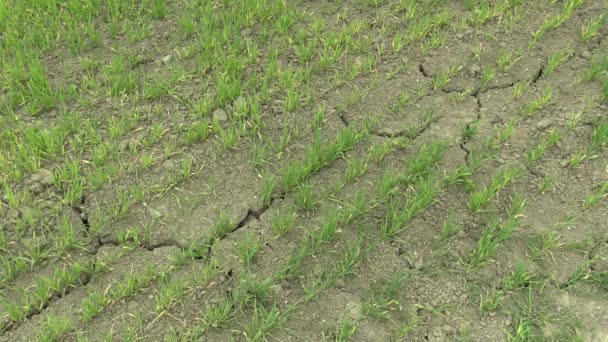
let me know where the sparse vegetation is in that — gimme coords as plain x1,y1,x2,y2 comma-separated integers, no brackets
0,0,605,341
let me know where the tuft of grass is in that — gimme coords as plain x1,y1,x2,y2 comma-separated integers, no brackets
271,208,297,237
479,288,504,316
467,196,526,269
235,231,263,269
335,317,358,342
468,167,521,212
581,12,607,42
583,181,608,209
38,315,73,342
242,303,290,342
362,272,408,320
526,129,561,165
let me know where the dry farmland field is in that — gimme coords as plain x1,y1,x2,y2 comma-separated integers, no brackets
1,0,608,341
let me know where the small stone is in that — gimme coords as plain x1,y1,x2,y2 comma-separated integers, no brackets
161,54,172,64
468,64,481,77
148,207,163,219
162,160,175,171
442,325,455,334
240,28,252,37
29,182,44,194
456,33,464,39
8,208,20,220
535,119,552,131
213,108,228,122
346,302,363,320
36,169,53,187
335,278,346,288
581,49,591,59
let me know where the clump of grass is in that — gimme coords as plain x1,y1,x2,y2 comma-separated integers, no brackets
468,167,521,212
581,12,607,42
583,181,608,209
526,129,561,165
271,208,297,237
520,86,553,115
335,317,358,342
362,272,408,319
235,231,262,269
467,196,526,269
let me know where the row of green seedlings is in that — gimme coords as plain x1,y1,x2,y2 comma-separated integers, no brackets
0,0,378,189
0,0,524,250
477,213,579,318
0,215,84,286
0,258,108,331
151,131,400,340
28,231,226,340
0,0,395,269
431,46,573,99
162,139,452,340
294,146,469,339
362,126,571,337
179,140,470,340
0,105,374,293
70,122,387,339
265,143,480,340
582,33,608,101
529,0,587,49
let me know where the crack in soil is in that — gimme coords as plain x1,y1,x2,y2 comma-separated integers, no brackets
73,195,90,233
460,95,482,166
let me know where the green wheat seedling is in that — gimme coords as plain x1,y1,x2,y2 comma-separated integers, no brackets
276,235,309,279
82,289,111,322
340,190,371,225
271,208,297,237
242,302,290,342
526,129,561,165
311,206,340,249
512,81,530,98
335,317,358,342
343,156,369,185
260,173,276,206
479,65,497,91
294,183,319,212
467,196,526,269
502,262,533,291
479,288,504,316
235,231,262,269
381,175,440,239
468,167,521,212
38,315,73,342
559,260,592,289
201,292,238,330
583,181,608,209
589,120,608,156
498,50,522,72
583,54,608,81
529,0,586,49
281,124,373,192
362,272,408,320
433,213,463,257
581,12,607,42
526,230,562,261
155,276,187,313
379,141,447,198
241,274,274,306
214,212,236,239
545,49,572,76
520,86,553,115
432,65,462,90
